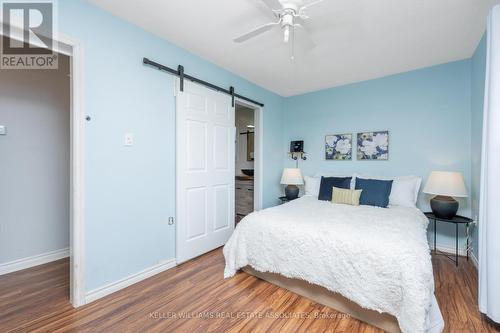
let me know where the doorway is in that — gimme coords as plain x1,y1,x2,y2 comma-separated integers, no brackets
0,27,85,307
235,100,263,214
235,104,255,224
0,39,70,297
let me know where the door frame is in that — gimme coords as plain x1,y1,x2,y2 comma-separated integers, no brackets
0,25,86,307
234,98,263,211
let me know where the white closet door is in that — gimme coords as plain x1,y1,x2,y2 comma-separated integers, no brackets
176,80,235,263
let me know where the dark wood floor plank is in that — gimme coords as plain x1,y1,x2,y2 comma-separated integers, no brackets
0,249,499,332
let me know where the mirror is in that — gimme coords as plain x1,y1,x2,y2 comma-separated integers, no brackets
247,131,254,161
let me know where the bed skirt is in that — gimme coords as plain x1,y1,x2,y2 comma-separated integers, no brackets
243,266,401,332
243,266,444,333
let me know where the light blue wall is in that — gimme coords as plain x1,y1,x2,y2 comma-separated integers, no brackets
283,60,472,250
56,0,487,292
471,35,487,257
58,0,283,291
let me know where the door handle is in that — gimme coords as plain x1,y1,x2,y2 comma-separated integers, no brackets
168,217,175,225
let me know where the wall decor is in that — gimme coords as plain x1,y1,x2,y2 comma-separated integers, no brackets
357,131,389,160
325,134,352,160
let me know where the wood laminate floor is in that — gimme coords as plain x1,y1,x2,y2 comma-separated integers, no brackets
0,249,499,333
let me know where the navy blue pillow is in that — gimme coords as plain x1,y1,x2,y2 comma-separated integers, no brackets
355,178,393,208
318,176,352,201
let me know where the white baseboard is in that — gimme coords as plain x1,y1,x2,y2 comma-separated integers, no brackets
434,244,468,257
85,258,176,304
0,248,69,276
470,251,479,269
433,244,478,269
431,243,479,269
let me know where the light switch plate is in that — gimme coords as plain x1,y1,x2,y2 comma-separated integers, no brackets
0,125,6,135
124,133,134,146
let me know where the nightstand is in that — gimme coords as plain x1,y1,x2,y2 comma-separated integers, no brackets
424,212,473,266
279,196,297,204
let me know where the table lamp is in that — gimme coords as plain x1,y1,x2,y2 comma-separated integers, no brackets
280,168,303,200
423,171,468,219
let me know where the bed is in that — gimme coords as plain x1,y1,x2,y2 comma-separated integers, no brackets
223,195,444,333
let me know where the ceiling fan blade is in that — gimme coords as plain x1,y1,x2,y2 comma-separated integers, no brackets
294,24,316,50
233,22,280,43
261,0,283,10
299,0,325,14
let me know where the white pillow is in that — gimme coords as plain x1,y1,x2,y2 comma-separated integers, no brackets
304,176,321,196
356,175,421,208
389,177,422,207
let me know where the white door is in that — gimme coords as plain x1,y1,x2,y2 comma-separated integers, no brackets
176,80,235,263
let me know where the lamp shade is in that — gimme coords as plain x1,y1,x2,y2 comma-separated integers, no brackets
423,171,468,197
280,168,304,185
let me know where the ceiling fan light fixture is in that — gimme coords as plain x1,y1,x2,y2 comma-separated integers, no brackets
232,0,324,55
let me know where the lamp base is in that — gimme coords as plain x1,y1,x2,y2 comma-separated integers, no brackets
430,195,458,219
285,185,299,200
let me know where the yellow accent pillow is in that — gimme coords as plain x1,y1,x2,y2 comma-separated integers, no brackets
331,187,362,206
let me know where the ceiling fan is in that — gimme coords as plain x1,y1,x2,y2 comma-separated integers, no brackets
233,0,324,59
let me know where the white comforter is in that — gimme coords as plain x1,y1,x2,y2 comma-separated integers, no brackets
224,196,436,333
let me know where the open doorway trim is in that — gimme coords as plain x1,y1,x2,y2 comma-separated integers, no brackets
0,25,86,307
235,98,263,211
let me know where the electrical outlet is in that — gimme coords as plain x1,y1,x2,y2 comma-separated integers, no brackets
0,125,6,135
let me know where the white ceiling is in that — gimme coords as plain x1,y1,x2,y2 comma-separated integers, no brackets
89,0,499,96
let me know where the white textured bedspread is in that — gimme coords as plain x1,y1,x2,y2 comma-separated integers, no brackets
224,196,436,333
